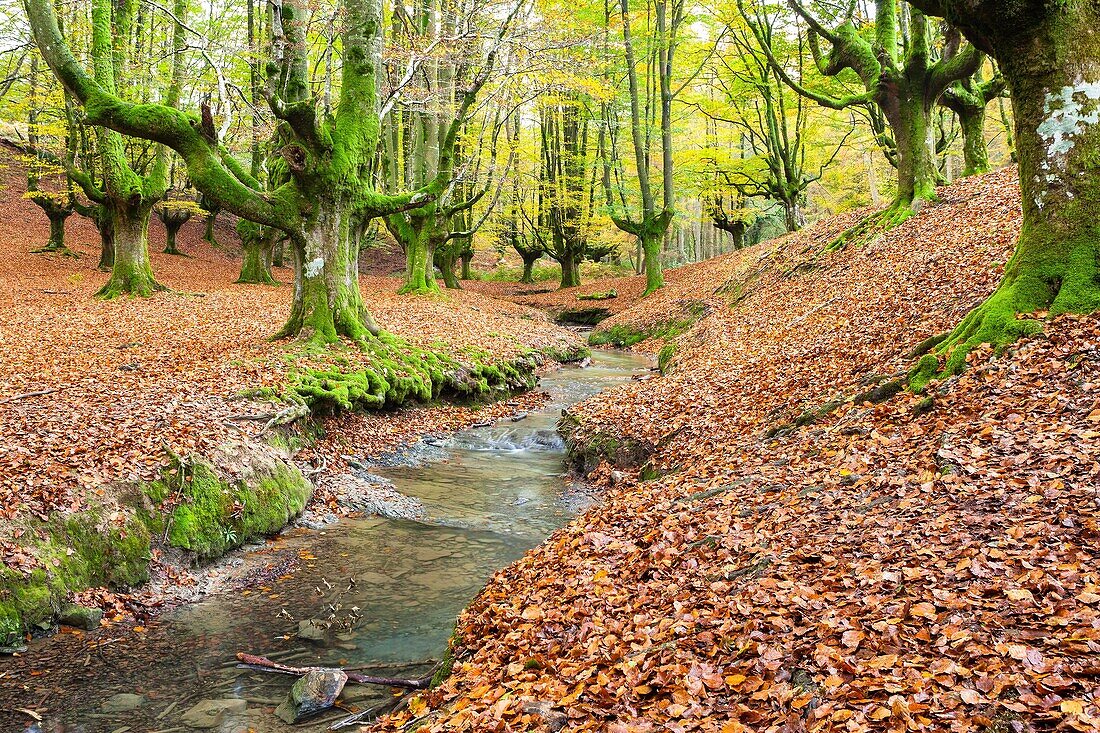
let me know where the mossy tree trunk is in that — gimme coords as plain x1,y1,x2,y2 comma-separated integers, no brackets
86,0,172,298
98,201,164,298
888,91,940,216
96,205,115,270
31,206,73,254
459,244,473,280
907,0,1100,386
519,251,540,283
388,210,441,295
158,207,192,255
201,196,221,247
959,108,989,176
941,72,1005,177
783,200,803,233
558,247,582,289
277,199,382,341
163,221,183,255
236,219,277,284
435,240,461,290
640,226,666,294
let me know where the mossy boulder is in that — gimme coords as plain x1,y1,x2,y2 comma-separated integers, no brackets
58,602,104,630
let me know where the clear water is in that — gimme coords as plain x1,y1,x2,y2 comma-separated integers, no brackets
4,350,648,732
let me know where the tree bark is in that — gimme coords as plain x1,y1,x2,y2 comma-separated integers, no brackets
958,108,990,176
888,92,940,215
908,0,1100,385
520,255,537,284
783,200,804,232
460,249,472,280
559,252,581,289
394,213,440,295
163,220,184,255
640,226,665,294
96,207,115,270
436,243,460,289
236,220,277,285
98,203,164,298
277,202,381,342
31,208,72,253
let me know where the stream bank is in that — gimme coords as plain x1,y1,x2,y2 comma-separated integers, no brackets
0,350,649,732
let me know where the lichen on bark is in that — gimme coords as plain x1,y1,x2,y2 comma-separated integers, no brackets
907,0,1100,389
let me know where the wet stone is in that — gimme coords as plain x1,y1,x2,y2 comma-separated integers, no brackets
298,619,328,641
58,603,103,630
275,668,347,723
181,698,247,729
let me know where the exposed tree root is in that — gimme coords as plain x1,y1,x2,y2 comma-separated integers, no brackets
908,244,1100,391
95,271,169,299
31,243,79,257
826,197,931,252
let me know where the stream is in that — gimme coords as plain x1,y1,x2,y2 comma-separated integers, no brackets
4,350,648,733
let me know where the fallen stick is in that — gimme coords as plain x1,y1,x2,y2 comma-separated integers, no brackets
0,388,59,404
235,653,433,689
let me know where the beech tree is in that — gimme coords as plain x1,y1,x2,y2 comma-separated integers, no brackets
939,57,1005,177
24,53,75,255
906,0,1100,384
540,91,598,288
602,0,684,295
698,18,852,233
740,0,982,229
25,0,514,340
382,0,520,294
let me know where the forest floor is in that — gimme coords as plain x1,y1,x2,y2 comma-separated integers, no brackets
0,148,582,627
377,168,1100,732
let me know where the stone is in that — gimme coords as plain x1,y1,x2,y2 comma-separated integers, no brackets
58,603,103,630
521,700,568,732
101,693,145,713
180,698,247,729
297,619,328,641
275,669,347,723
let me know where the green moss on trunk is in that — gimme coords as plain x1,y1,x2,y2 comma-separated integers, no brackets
959,108,991,176
97,203,166,299
236,220,277,285
559,254,582,289
909,5,1100,389
640,230,664,296
277,203,381,342
30,209,73,255
398,220,441,295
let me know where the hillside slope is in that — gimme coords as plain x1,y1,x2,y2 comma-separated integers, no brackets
377,169,1100,732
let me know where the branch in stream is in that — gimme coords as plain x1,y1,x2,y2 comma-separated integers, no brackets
235,653,434,690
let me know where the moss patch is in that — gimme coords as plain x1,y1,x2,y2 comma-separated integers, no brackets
559,412,652,475
260,336,575,418
657,343,676,375
0,512,153,643
166,459,311,561
589,303,707,348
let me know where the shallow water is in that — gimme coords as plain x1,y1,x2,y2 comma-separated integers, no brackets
5,350,648,733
